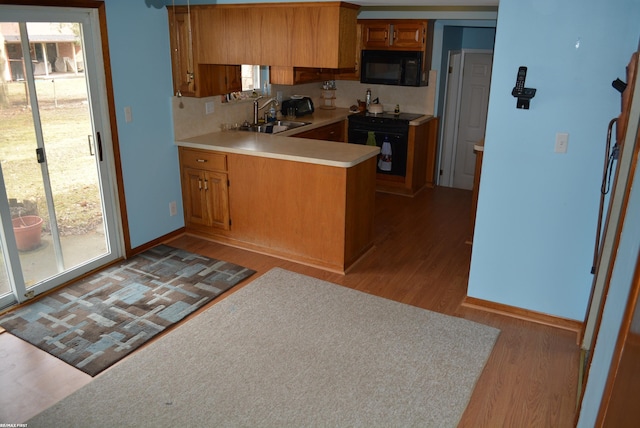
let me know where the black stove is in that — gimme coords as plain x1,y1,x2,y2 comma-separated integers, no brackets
349,111,424,124
347,111,424,178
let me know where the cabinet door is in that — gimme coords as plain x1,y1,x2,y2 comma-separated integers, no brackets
168,7,195,97
206,171,230,230
392,22,425,50
207,65,242,95
182,167,210,227
332,23,362,81
270,67,332,85
362,22,391,49
194,7,227,64
293,121,346,142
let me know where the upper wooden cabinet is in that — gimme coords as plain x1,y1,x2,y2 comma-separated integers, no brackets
270,66,334,85
193,2,359,68
168,6,242,97
167,6,195,96
361,20,429,51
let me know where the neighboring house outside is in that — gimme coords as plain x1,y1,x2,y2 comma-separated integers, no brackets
0,22,82,82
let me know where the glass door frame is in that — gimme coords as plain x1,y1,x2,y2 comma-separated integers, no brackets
0,5,125,308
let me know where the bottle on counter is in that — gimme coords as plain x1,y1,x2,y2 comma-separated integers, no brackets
378,135,392,171
365,88,372,109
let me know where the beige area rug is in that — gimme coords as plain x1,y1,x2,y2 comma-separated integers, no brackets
27,268,500,427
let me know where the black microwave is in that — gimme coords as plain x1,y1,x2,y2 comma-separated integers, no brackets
360,50,424,87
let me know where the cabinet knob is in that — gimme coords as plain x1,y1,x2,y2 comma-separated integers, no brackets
197,158,207,163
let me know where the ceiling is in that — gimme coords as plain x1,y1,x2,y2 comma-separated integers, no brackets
349,0,498,5
145,0,499,9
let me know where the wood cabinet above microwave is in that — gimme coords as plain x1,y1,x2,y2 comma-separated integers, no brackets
192,2,359,69
360,20,431,51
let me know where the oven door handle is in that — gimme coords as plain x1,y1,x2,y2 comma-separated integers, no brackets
349,128,407,138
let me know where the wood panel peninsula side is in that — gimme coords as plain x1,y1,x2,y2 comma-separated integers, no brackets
176,125,379,274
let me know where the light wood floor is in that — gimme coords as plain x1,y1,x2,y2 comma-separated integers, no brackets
0,187,579,426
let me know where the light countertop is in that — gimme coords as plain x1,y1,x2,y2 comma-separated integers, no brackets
175,108,434,168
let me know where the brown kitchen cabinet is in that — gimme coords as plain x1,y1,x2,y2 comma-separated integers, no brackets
332,22,362,81
192,2,359,68
375,117,439,196
167,6,195,97
292,120,346,143
209,64,242,95
468,140,484,244
361,21,392,49
179,148,230,231
168,6,242,97
270,67,334,86
361,20,427,51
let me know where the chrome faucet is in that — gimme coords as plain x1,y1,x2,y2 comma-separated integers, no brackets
253,97,279,124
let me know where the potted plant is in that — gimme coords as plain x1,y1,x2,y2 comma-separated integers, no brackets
12,215,43,251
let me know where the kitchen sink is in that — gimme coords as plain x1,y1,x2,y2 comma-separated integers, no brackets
238,120,311,134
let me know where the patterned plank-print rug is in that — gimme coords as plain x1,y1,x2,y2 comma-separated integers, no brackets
0,245,255,376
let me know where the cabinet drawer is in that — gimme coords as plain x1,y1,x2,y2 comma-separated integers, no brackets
180,148,227,171
293,121,346,142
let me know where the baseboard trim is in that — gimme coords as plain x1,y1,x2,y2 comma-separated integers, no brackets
129,227,186,257
462,296,583,339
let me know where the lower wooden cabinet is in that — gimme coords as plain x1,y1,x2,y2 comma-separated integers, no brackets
178,145,376,273
375,117,439,196
179,148,230,231
292,120,346,142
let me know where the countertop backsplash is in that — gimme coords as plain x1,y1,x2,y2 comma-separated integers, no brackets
171,70,436,141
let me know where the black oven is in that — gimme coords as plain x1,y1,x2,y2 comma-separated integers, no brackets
348,112,423,177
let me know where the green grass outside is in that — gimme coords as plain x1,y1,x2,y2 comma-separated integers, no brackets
0,76,103,235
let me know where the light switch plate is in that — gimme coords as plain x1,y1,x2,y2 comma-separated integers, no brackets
205,102,215,115
124,106,132,123
555,132,569,153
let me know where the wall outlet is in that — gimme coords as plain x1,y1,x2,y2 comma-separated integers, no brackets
205,101,215,115
169,201,177,216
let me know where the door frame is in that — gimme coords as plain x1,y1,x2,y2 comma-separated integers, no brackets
438,48,493,188
0,1,131,308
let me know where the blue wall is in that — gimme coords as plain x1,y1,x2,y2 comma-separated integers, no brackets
467,0,640,321
104,0,184,248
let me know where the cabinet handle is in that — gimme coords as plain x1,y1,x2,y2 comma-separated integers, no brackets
196,158,207,163
198,178,202,190
204,179,209,191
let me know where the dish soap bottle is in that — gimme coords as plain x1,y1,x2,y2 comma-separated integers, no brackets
378,136,392,171
268,105,277,123
366,131,377,146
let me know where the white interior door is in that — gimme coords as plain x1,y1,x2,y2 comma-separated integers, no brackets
439,51,462,188
452,52,493,190
0,5,123,308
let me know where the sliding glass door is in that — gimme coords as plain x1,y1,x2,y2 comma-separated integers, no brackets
0,5,122,308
